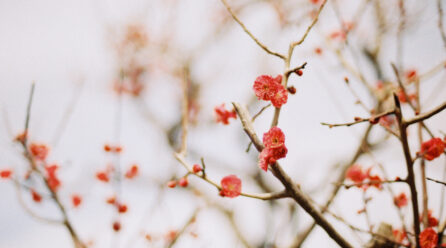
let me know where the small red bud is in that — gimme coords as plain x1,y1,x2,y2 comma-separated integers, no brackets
369,117,380,124
354,117,362,121
192,164,202,173
113,221,121,232
118,204,128,213
167,180,177,188
287,86,297,94
178,177,188,187
296,69,303,76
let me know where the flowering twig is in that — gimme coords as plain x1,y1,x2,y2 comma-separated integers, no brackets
18,84,85,248
174,153,287,200
284,62,308,77
232,102,354,248
219,0,286,60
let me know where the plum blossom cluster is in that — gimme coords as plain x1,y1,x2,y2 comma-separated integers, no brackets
418,137,445,161
345,164,383,190
214,103,237,125
253,75,288,108
419,227,438,248
258,127,288,171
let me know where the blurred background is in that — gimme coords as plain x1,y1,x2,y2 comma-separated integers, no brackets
0,0,445,247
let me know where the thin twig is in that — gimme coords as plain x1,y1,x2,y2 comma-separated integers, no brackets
426,177,446,186
405,100,446,126
321,110,395,127
23,82,35,147
219,0,286,60
290,0,328,49
251,103,271,122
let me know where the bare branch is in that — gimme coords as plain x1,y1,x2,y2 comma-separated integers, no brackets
427,177,446,186
220,0,286,60
405,101,446,126
321,110,395,128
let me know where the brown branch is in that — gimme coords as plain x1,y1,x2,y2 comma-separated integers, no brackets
405,100,446,126
23,82,35,147
285,62,308,77
426,177,446,186
321,110,395,128
219,0,286,60
393,93,421,248
251,103,271,122
178,66,190,156
438,0,446,49
232,102,353,248
337,178,405,189
290,0,327,49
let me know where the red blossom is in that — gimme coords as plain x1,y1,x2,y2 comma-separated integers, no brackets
392,229,407,243
419,228,438,248
367,174,383,190
31,190,42,203
397,88,416,104
394,192,408,208
419,138,445,161
29,143,49,161
165,230,177,242
405,69,418,81
96,171,110,182
178,177,188,187
214,104,237,125
253,75,281,101
314,47,323,55
346,164,367,183
271,85,288,108
427,210,439,227
72,194,82,208
379,115,396,128
106,196,116,205
0,169,12,179
253,75,288,108
125,164,139,179
220,175,241,198
45,164,61,192
263,127,285,148
192,164,202,173
258,127,288,171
